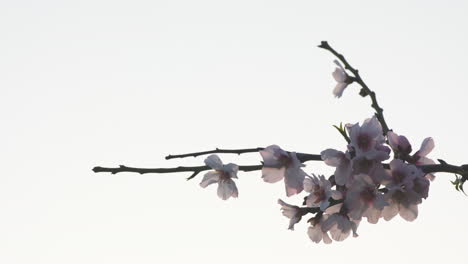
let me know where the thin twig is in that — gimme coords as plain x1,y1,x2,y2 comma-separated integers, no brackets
318,41,390,135
165,147,322,163
166,147,264,160
93,164,263,180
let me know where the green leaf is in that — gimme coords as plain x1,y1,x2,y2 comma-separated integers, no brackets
452,175,467,195
333,122,350,143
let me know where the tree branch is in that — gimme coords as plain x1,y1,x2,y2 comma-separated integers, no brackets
318,41,390,135
93,154,468,181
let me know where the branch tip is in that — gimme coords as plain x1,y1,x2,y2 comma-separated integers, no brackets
318,41,329,49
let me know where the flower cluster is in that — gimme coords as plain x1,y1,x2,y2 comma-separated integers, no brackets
198,117,434,243
269,116,434,243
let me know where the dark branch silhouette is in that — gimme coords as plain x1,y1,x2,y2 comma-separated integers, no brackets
165,147,265,160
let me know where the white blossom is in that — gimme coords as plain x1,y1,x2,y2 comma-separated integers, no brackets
381,159,430,221
413,137,436,181
347,116,389,162
200,155,239,200
304,174,342,211
345,174,387,223
332,60,350,98
260,145,306,196
278,199,303,230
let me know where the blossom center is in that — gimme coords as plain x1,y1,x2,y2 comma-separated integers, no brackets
277,154,292,167
217,170,230,180
357,133,373,151
360,187,375,204
393,171,405,183
313,186,326,203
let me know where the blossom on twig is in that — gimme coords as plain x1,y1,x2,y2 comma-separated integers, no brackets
381,159,430,221
413,137,436,181
304,174,342,211
345,174,387,223
387,131,412,156
332,60,351,98
200,154,239,200
278,199,303,230
321,203,360,242
347,116,390,162
260,145,307,196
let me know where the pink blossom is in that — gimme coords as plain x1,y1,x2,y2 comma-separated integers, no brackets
387,132,436,181
387,131,412,156
304,174,342,211
200,155,239,200
260,145,306,196
344,174,387,223
413,137,435,164
413,137,436,181
347,116,389,162
381,159,430,221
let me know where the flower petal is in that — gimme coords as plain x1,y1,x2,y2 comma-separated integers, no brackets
204,154,224,170
321,149,343,167
364,207,381,224
334,60,346,71
324,203,342,215
418,137,434,157
200,171,220,188
284,167,306,196
329,225,351,241
308,225,323,243
425,173,436,181
323,232,333,244
333,83,348,98
217,179,238,200
399,204,418,222
417,156,435,165
303,176,314,193
331,190,343,200
261,167,285,183
382,202,399,221
387,131,399,150
224,163,239,178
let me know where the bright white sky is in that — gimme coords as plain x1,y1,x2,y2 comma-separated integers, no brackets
1,0,468,263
